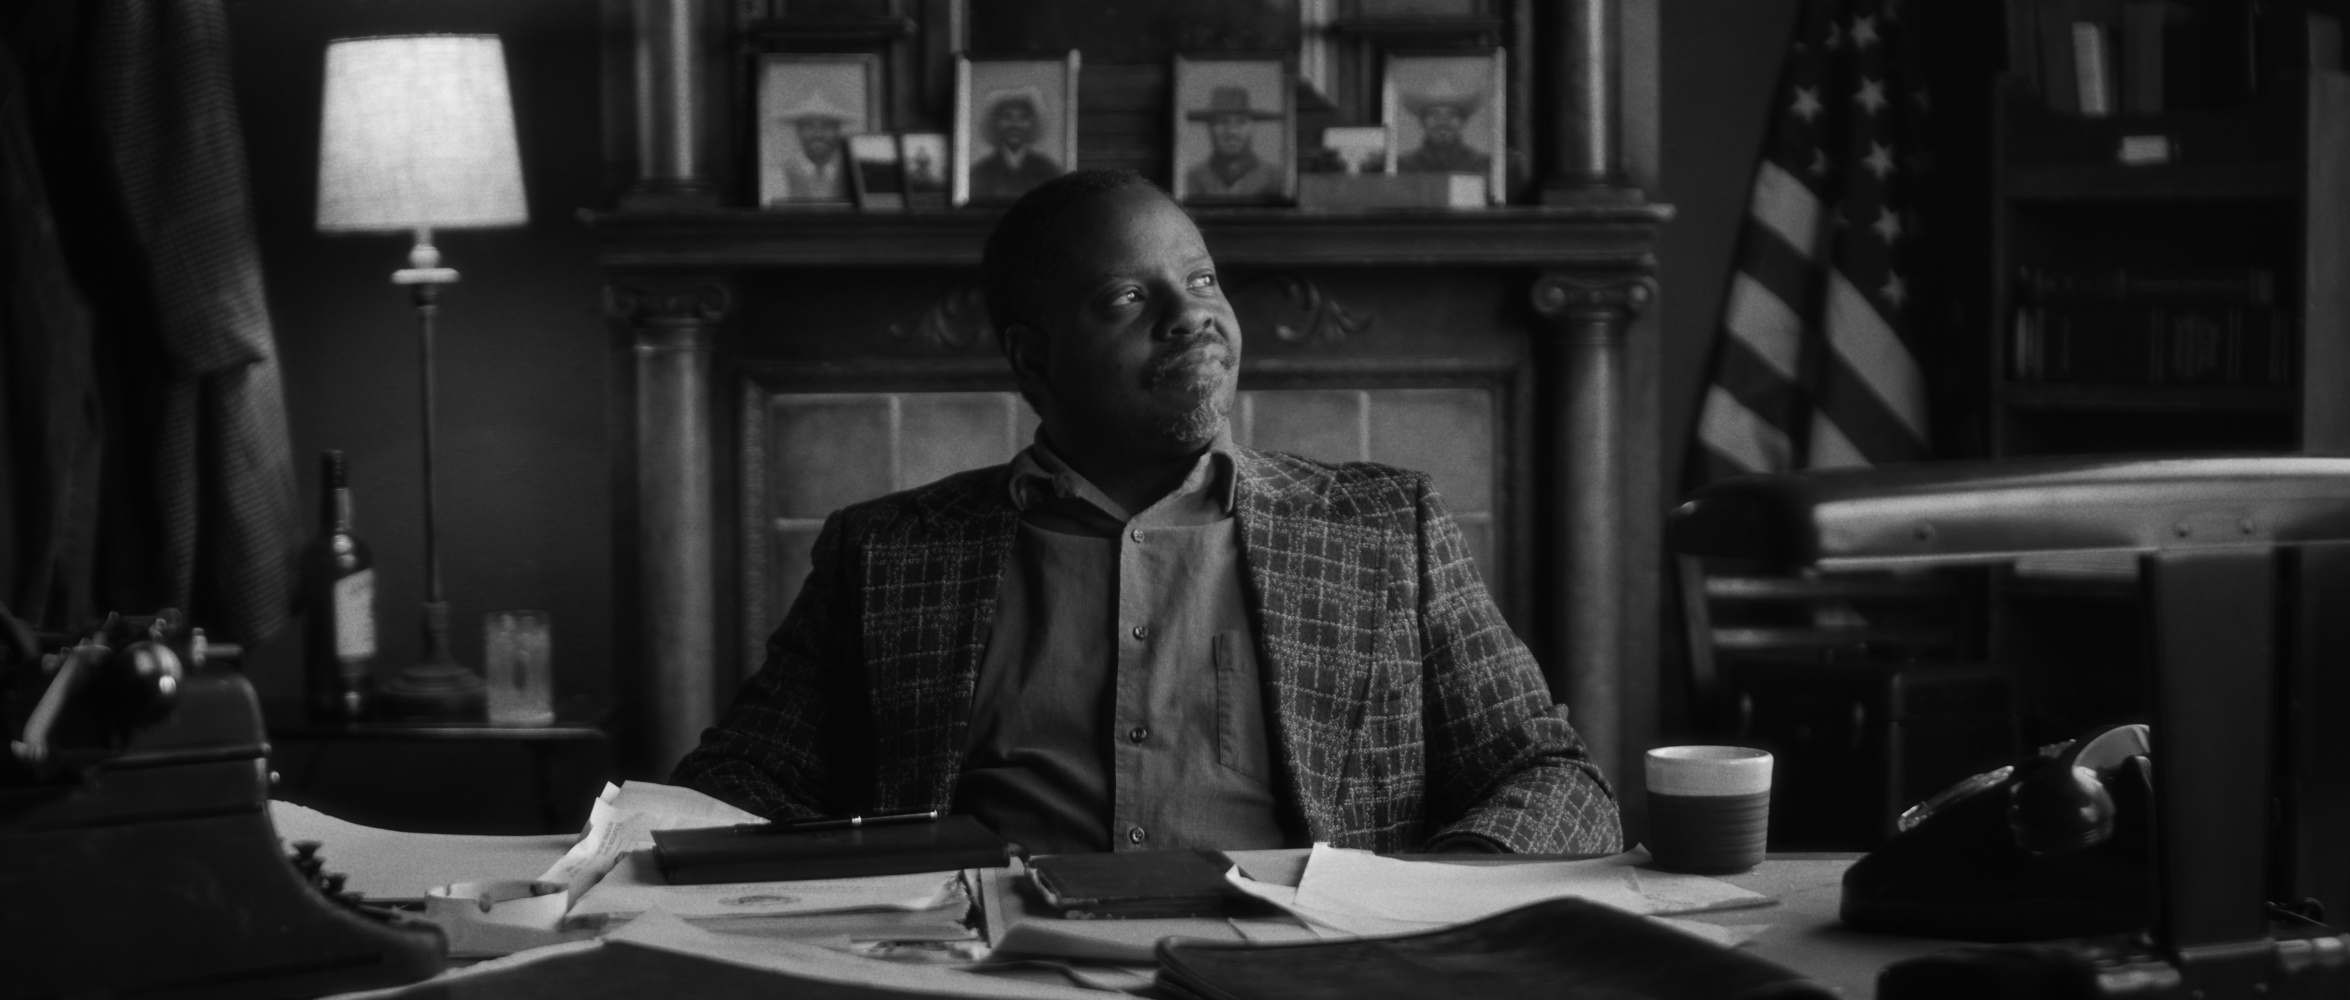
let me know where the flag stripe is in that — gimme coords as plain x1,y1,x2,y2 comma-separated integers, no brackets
1806,412,1867,469
1749,161,1825,261
1723,274,1805,382
1822,270,1927,445
1700,385,1794,475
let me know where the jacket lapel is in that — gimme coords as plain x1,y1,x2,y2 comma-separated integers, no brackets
1233,450,1388,841
860,470,1020,812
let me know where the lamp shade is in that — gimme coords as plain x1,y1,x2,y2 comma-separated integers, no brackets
316,34,528,233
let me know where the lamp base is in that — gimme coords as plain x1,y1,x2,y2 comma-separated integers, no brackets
377,662,485,720
378,600,485,720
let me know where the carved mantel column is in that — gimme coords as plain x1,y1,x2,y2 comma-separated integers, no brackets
624,0,721,209
1531,271,1653,789
610,276,731,772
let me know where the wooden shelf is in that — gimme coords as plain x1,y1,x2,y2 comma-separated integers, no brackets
1999,72,2312,202
582,202,1673,270
1997,382,2296,412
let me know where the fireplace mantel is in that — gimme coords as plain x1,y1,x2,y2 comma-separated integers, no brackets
586,205,1669,270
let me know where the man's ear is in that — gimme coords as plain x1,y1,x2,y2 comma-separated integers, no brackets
1001,322,1052,406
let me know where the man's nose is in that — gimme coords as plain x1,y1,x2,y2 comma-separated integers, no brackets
1160,293,1221,341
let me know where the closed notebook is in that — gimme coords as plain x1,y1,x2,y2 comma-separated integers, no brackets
650,815,1013,885
1155,897,1835,1000
1030,849,1240,919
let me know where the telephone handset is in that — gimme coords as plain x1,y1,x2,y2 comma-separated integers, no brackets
1841,724,2157,943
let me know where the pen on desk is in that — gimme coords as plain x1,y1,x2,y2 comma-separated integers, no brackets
733,809,941,834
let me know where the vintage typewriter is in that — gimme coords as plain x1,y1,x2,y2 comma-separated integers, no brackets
2,606,445,999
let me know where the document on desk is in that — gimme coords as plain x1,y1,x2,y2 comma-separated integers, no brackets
539,781,764,897
570,848,967,926
1229,844,1770,939
267,800,575,901
607,908,1111,999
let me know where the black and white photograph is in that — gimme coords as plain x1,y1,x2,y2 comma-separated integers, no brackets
754,53,879,207
1171,55,1294,205
846,133,905,211
1381,49,1505,204
21,3,2350,994
953,52,1078,205
899,132,949,207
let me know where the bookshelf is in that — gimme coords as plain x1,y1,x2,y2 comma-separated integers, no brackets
1988,70,2350,460
1983,67,2350,743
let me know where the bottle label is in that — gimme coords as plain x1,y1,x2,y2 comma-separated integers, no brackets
335,569,378,660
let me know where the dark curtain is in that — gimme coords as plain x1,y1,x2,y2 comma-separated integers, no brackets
0,0,297,645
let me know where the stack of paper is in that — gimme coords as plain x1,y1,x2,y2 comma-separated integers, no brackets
570,849,975,942
1229,844,1773,945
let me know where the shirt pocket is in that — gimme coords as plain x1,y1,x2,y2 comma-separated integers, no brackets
1215,630,1272,785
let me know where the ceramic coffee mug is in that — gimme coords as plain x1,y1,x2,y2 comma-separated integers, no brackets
1645,745,1773,874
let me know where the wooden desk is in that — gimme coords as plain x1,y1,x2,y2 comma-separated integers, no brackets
281,808,1960,1000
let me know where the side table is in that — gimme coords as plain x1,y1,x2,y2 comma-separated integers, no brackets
264,698,614,835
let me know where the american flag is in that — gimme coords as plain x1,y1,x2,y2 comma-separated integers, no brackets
1689,0,1933,486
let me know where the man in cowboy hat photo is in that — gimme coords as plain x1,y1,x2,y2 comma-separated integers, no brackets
763,90,860,203
1181,85,1284,203
970,89,1063,202
1396,77,1492,175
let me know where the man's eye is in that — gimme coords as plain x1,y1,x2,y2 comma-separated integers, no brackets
1188,272,1218,290
1107,288,1142,306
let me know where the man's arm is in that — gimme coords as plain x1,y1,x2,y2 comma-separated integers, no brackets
1412,481,1624,854
670,512,869,819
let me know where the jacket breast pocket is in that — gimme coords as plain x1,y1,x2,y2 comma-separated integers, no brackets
1215,630,1272,784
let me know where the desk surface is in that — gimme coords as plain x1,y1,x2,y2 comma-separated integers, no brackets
274,803,1960,1000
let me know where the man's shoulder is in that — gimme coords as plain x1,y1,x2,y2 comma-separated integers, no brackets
1237,447,1435,517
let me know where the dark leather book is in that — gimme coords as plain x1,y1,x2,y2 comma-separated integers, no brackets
650,815,1013,885
1030,849,1241,918
1156,897,1835,1000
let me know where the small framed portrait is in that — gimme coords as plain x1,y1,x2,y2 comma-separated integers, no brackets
756,53,881,208
847,133,905,211
1171,55,1295,206
1381,49,1506,205
954,52,1080,206
900,132,950,209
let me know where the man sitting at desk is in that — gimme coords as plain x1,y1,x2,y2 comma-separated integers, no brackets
673,170,1621,856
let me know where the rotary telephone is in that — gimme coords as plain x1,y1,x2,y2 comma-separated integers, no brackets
1842,723,2164,942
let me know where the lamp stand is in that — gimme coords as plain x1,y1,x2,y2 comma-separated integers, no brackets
377,230,486,720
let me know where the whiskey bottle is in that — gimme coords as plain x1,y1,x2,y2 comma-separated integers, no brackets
305,450,377,720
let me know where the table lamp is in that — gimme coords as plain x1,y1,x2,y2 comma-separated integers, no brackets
316,34,528,719
1670,456,2350,999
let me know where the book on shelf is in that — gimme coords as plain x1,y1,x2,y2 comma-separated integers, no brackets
2009,0,2339,113
2010,302,2289,386
2017,264,2276,304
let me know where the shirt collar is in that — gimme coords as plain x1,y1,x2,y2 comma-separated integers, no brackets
1007,429,1239,523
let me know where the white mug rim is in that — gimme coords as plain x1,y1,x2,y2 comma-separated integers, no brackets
1645,745,1773,796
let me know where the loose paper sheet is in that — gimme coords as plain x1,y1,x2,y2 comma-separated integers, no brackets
571,850,966,922
607,908,1111,999
538,781,764,897
267,800,574,901
1229,844,1771,939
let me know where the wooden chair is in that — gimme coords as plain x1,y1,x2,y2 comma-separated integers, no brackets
1676,557,2018,849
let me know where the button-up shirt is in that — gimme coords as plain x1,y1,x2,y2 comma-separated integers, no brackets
953,434,1291,855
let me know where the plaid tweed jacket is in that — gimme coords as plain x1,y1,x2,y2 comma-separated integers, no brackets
673,448,1623,853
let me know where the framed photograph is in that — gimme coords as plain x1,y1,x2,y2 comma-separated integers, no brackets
1171,55,1295,206
900,132,949,209
755,53,881,208
847,133,906,211
954,52,1080,206
1381,49,1506,205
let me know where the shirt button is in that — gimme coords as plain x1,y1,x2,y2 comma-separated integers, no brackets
1131,624,1148,640
1128,726,1148,744
1128,826,1148,844
1130,528,1145,543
